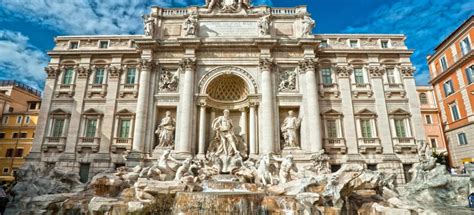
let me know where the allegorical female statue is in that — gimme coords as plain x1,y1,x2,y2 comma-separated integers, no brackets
281,110,302,148
155,111,176,148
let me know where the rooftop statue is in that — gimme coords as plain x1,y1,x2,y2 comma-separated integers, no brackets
204,0,251,13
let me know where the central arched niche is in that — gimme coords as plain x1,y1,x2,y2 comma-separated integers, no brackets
206,74,249,102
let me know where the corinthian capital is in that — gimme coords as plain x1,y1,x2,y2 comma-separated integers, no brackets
335,65,353,77
140,59,156,71
366,65,386,78
77,66,91,79
298,58,318,71
398,66,415,77
259,58,273,71
179,58,196,71
108,66,122,79
44,66,59,79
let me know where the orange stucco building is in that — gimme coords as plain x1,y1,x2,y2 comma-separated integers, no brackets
428,16,473,168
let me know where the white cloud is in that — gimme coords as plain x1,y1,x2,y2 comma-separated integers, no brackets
0,30,48,90
343,0,474,85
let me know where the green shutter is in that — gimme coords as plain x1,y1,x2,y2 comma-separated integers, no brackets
52,119,64,137
126,68,136,84
361,120,372,138
85,119,97,137
395,119,406,138
94,69,104,84
119,120,130,138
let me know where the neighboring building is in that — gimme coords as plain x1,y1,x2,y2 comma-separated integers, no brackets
416,86,447,153
28,1,423,184
427,16,473,168
0,80,41,182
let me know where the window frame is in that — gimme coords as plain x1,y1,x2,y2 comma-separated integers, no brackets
1,116,8,125
62,67,75,85
16,116,23,124
440,55,448,71
25,116,31,124
320,68,333,85
68,41,79,50
458,132,468,145
118,119,131,138
430,138,437,148
380,40,389,48
98,40,109,49
443,80,454,96
460,36,471,56
51,118,66,137
320,39,329,48
449,102,461,121
419,93,428,105
354,68,365,84
84,118,98,138
349,39,359,48
93,68,106,85
125,68,136,85
466,65,474,84
360,119,373,138
425,114,432,124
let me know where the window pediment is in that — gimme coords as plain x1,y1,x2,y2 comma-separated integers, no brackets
83,108,103,116
116,109,135,116
389,108,411,117
50,108,70,116
322,109,342,117
355,108,377,117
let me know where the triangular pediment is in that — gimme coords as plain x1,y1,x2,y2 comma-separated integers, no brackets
355,108,377,116
83,108,102,115
322,109,342,116
116,109,134,115
389,108,411,116
50,108,68,115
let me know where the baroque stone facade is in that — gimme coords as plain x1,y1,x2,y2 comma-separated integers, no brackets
28,1,423,184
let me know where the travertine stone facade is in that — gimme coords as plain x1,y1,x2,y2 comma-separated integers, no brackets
28,2,422,183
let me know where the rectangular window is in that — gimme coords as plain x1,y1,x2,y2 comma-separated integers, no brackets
5,149,13,157
403,164,413,182
321,68,332,85
386,68,396,84
20,133,27,138
381,40,389,48
354,68,365,84
79,163,90,183
394,119,407,138
458,132,468,145
84,119,97,138
1,116,8,125
0,133,4,139
466,65,474,84
12,133,18,138
326,120,338,138
360,119,372,138
126,68,136,84
62,68,74,85
25,116,30,124
440,56,448,71
29,102,37,110
15,148,23,157
425,115,432,124
430,138,437,148
16,116,22,124
450,102,460,121
349,40,358,48
443,80,454,96
51,118,65,137
69,41,79,49
119,119,131,138
460,37,471,56
94,68,105,84
320,40,328,48
2,168,8,175
99,41,109,48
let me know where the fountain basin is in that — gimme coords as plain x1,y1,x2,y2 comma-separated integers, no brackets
173,192,265,214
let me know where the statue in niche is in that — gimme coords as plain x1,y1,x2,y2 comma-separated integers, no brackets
158,69,178,92
301,15,315,37
258,14,271,36
211,109,239,156
183,14,199,36
281,110,302,148
278,69,297,91
155,111,176,149
142,15,155,37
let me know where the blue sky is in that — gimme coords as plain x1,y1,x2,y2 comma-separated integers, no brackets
0,0,472,90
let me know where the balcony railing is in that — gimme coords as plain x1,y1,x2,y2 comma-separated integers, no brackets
393,137,417,153
55,84,75,97
87,84,107,98
324,138,347,154
358,137,382,154
111,137,133,152
42,136,67,152
271,8,297,15
77,137,100,152
119,84,139,98
384,83,406,98
162,8,188,16
319,83,340,98
351,83,372,98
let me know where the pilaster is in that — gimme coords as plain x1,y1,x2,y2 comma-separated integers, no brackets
335,64,358,154
400,66,426,141
176,57,196,155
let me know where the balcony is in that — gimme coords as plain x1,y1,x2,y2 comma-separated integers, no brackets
111,138,133,153
393,137,417,153
87,84,107,98
77,137,100,152
384,83,406,98
351,83,373,98
42,137,66,152
55,84,75,97
358,138,382,154
119,84,138,98
323,138,347,154
319,83,340,98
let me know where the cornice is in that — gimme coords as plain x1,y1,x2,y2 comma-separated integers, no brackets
429,50,473,84
47,50,140,55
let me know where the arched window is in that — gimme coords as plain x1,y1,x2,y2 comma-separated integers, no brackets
419,93,428,105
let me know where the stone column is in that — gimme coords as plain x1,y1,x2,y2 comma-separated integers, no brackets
300,58,323,152
209,108,216,140
198,103,207,155
131,59,154,154
259,58,276,154
335,65,358,154
401,66,425,140
368,65,394,154
176,58,196,155
239,107,247,143
249,104,257,155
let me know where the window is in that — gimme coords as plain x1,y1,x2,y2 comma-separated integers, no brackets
126,68,136,84
443,80,454,96
84,119,97,138
2,116,8,125
430,138,437,148
360,119,372,138
99,41,109,48
349,40,358,48
386,68,397,84
15,149,23,157
62,68,74,85
320,40,328,48
20,133,27,138
403,164,413,182
460,37,471,56
118,119,131,138
440,56,448,71
12,133,18,138
69,41,79,49
51,118,65,137
450,102,460,121
458,132,468,145
326,119,338,138
29,102,37,110
354,68,365,84
5,149,13,157
321,68,332,85
16,116,23,124
25,116,30,124
466,65,474,84
94,68,105,84
367,164,377,171
0,133,4,139
2,168,9,175
419,93,428,105
381,40,389,48
8,107,13,113
425,115,432,124
79,163,90,183
394,119,407,138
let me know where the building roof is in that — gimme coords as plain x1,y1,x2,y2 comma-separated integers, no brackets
433,15,474,52
0,80,42,97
